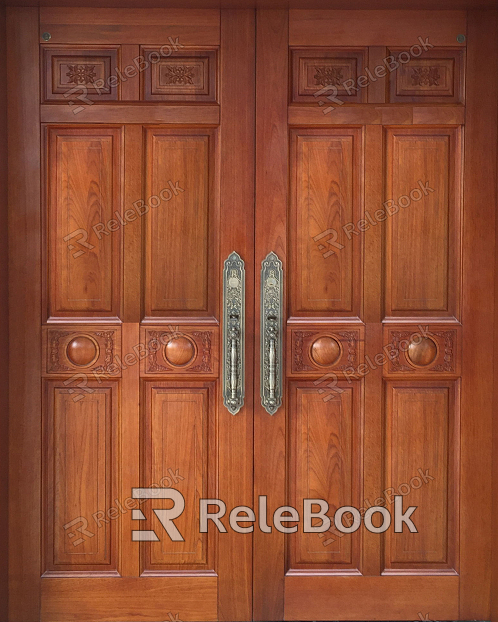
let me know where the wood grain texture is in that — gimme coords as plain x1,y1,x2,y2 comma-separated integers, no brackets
7,8,42,621
288,104,465,126
217,10,255,621
290,128,362,317
459,10,497,619
384,381,459,572
0,6,8,621
119,323,140,577
253,10,288,621
43,381,118,573
385,127,461,318
285,575,459,620
142,382,215,572
361,124,383,577
289,10,467,46
45,126,123,320
41,104,220,124
143,128,217,319
40,7,221,45
287,382,361,571
123,124,143,322
41,576,218,622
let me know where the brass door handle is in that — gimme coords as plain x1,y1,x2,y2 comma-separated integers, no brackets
223,252,245,415
261,252,283,415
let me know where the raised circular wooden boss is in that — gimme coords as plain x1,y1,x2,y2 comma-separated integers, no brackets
66,335,99,367
407,336,438,367
164,336,196,367
310,336,342,367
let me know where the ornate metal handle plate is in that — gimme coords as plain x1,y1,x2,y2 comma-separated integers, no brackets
261,252,283,415
223,252,245,415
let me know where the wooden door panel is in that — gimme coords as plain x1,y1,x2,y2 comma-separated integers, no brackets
385,127,461,318
17,8,256,622
254,9,494,622
43,381,118,574
42,45,120,103
387,48,464,104
285,575,459,621
144,128,217,319
287,382,361,571
290,128,362,317
41,576,218,622
140,48,218,102
142,382,216,572
46,126,122,320
384,381,459,572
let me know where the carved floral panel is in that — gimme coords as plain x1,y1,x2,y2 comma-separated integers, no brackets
43,326,121,376
288,326,364,376
291,48,366,103
141,326,219,375
383,325,461,375
42,45,119,102
388,48,464,103
140,48,217,102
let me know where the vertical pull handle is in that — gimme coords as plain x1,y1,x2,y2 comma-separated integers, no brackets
223,252,245,415
230,322,238,401
261,252,283,415
268,332,276,400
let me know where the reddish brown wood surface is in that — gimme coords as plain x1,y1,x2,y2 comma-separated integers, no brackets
0,6,8,622
5,6,498,622
7,8,42,621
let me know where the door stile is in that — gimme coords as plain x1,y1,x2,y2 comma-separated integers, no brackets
253,9,289,621
459,9,498,618
218,9,256,621
7,7,42,622
119,124,143,577
362,124,384,577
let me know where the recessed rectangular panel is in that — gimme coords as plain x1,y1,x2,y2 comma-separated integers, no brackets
42,45,119,102
385,128,461,318
44,382,117,572
288,382,361,571
144,129,216,318
47,127,122,319
141,48,217,102
385,381,459,571
291,48,366,104
290,129,362,316
388,48,464,103
143,383,214,571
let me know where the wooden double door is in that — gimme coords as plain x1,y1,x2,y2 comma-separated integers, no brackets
7,6,498,622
